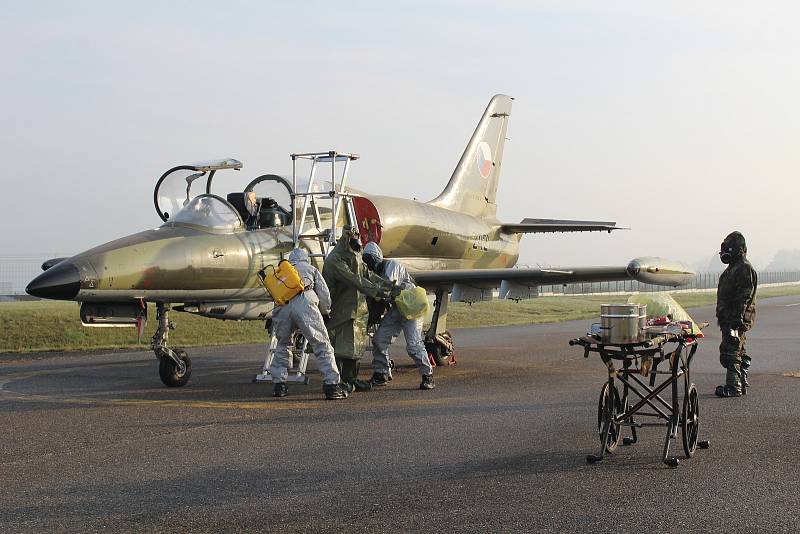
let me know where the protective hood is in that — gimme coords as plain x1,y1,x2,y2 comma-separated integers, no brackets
331,225,359,259
721,231,747,263
363,241,383,263
288,248,310,264
723,231,747,253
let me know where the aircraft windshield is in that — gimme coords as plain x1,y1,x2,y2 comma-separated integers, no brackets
166,195,243,232
156,168,210,221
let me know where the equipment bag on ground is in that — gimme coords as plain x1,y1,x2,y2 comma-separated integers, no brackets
258,260,305,305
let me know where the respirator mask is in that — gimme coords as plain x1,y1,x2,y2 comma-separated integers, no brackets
719,245,733,264
363,254,381,273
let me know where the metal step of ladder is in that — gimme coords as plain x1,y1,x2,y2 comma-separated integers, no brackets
253,334,312,384
253,150,359,384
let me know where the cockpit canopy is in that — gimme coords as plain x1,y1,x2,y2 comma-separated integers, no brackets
152,158,369,237
154,158,243,222
154,159,295,233
167,195,244,233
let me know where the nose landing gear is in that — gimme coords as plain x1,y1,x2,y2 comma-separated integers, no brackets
153,303,192,387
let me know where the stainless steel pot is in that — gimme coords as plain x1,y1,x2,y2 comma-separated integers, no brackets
600,304,647,344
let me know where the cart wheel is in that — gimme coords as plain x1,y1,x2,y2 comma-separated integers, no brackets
597,382,622,453
682,383,700,458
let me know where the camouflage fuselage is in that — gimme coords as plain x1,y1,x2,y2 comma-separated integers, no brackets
67,194,520,304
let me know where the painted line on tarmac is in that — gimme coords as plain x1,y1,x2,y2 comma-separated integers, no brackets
784,303,800,307
3,393,458,411
0,364,465,411
0,370,461,410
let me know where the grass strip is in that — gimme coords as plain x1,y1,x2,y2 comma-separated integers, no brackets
448,285,800,328
1,285,798,353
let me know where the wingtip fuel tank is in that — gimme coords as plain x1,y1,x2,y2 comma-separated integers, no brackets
626,256,695,287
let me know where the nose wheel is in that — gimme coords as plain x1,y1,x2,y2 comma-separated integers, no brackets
159,349,192,387
152,303,192,387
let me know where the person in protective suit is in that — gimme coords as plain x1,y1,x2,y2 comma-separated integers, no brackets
323,226,397,392
715,231,758,397
363,242,435,390
267,248,348,400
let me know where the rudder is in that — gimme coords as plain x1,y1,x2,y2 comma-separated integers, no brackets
428,94,513,219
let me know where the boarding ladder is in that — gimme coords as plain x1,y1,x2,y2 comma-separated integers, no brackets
254,151,360,384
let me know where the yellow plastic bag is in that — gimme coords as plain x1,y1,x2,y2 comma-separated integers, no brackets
258,260,304,305
627,292,704,335
395,286,430,320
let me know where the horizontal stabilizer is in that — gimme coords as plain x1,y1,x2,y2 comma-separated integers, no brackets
501,218,622,234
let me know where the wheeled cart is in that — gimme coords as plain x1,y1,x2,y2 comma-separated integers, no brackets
570,331,710,467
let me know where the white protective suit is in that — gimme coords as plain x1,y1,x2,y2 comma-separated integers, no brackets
363,242,433,377
269,248,341,385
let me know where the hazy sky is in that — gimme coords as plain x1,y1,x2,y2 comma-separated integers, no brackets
2,1,798,270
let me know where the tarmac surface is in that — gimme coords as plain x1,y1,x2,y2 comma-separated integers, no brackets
2,296,800,532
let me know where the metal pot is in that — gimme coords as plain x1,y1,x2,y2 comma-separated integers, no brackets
599,304,647,344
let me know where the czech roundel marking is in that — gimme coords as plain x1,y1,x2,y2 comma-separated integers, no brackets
476,141,492,179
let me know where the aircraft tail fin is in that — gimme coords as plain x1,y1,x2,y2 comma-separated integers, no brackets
428,94,513,218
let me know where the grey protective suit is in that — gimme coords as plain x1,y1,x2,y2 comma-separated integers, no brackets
270,248,341,385
363,242,433,377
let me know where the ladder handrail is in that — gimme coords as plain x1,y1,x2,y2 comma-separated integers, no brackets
290,150,359,260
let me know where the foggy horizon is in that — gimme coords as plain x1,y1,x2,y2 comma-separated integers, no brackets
3,2,798,273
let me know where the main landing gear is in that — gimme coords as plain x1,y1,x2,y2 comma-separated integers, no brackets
424,289,456,367
152,303,192,387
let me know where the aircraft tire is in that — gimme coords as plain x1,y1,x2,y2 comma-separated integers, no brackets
159,349,191,387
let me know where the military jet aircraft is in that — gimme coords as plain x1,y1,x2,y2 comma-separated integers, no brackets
27,94,694,387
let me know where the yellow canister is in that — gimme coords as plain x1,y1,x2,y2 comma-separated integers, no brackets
259,260,305,305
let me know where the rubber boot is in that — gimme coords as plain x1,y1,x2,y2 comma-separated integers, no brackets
350,379,373,392
323,383,349,400
726,365,742,390
715,385,742,398
741,355,751,392
420,374,435,390
371,372,389,386
715,367,742,397
272,382,288,397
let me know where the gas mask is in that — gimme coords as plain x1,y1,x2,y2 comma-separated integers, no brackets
363,253,381,273
719,231,746,264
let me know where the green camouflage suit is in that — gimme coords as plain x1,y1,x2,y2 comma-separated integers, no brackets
716,231,757,390
323,227,393,384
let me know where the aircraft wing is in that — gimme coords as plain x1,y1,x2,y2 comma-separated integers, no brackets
413,266,629,290
412,256,694,293
500,218,622,234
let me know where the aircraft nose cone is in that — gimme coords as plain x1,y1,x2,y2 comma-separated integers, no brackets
26,261,81,300
626,259,641,278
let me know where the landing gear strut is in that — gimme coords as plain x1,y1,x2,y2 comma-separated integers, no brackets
425,289,455,366
152,303,192,387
